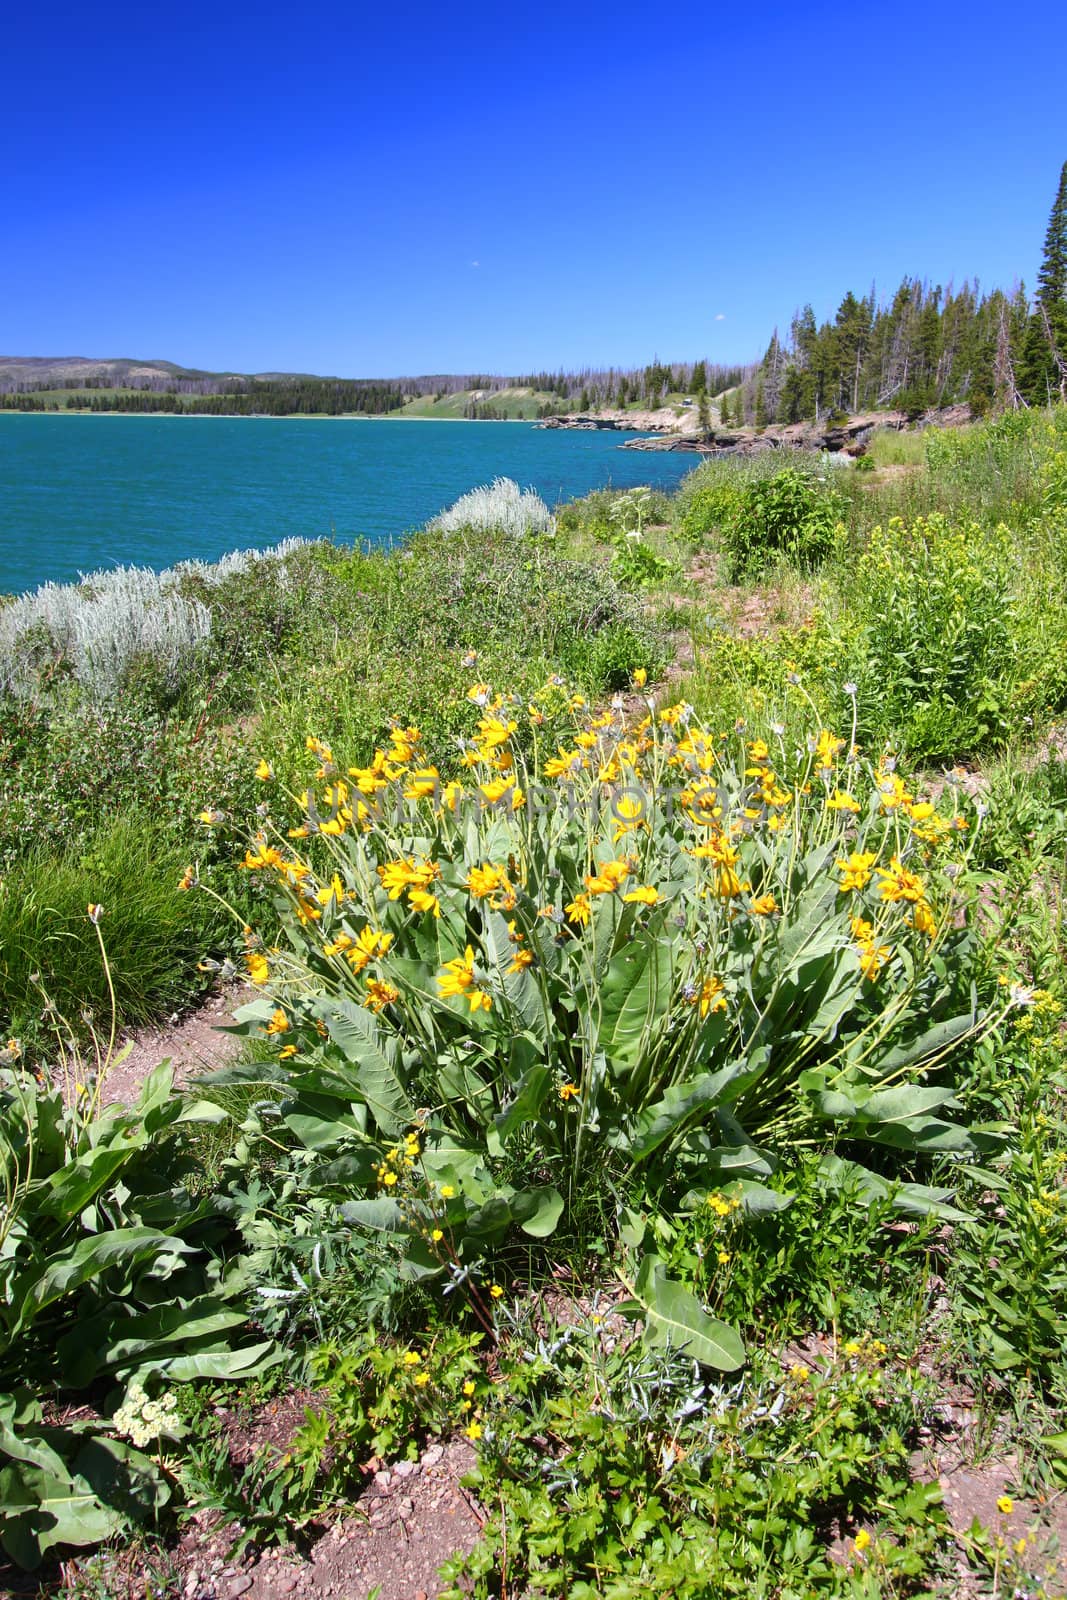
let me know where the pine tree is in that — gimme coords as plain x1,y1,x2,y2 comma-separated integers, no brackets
1021,160,1067,404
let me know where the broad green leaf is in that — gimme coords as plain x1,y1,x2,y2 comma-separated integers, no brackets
147,1341,279,1382
317,1001,414,1136
58,1298,250,1385
633,1256,745,1372
681,1179,793,1215
597,936,673,1075
627,1062,756,1163
867,1012,976,1076
37,1144,146,1224
0,1460,123,1567
817,1155,970,1221
13,1229,195,1335
490,1065,552,1157
339,1197,406,1232
512,1185,564,1238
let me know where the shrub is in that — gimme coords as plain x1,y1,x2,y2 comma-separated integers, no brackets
722,466,845,577
0,540,314,704
0,1062,273,1568
850,514,1016,759
428,477,555,538
211,681,998,1366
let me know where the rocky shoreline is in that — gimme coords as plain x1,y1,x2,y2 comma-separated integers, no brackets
540,403,973,456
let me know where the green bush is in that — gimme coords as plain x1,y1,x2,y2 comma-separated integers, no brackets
723,466,845,577
445,1308,946,1599
850,514,1016,760
211,681,998,1372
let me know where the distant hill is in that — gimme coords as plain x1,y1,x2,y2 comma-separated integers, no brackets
0,356,750,419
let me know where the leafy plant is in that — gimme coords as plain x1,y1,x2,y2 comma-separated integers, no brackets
209,681,999,1366
441,1305,947,1598
0,1061,274,1567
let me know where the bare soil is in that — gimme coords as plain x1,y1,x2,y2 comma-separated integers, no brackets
99,983,253,1107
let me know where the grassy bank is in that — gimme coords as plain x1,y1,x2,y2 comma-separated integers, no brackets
3,415,1067,1597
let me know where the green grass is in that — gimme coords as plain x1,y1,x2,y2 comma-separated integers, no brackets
0,816,219,1043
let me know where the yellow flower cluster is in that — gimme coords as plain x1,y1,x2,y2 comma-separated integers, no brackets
374,1130,422,1190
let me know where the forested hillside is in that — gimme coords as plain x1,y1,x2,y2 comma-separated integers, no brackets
741,159,1067,425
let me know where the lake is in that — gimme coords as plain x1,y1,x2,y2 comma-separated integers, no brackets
0,415,697,594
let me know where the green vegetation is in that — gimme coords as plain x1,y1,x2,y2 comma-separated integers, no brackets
5,410,1067,1597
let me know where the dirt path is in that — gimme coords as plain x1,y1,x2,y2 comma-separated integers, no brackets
100,983,253,1107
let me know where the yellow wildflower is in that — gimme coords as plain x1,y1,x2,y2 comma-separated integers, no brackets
245,952,270,985
688,976,726,1019
364,980,400,1013
437,947,492,1013
408,888,441,918
875,857,926,904
565,893,591,926
611,793,647,841
623,885,659,906
265,1008,290,1036
749,893,778,916
812,729,845,771
836,851,877,892
476,714,516,749
558,1082,580,1101
344,927,393,974
585,859,630,895
854,1529,871,1553
243,839,283,871
825,790,860,813
467,863,506,899
404,767,441,800
278,1044,297,1060
633,667,647,688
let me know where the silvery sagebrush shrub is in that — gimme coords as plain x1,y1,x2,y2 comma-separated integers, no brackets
0,539,310,700
429,477,555,538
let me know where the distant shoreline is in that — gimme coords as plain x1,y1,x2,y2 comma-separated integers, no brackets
0,410,540,423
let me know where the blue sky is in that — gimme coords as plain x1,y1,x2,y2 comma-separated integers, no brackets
7,0,1066,375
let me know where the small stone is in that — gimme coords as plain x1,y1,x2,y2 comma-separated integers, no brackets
225,1579,253,1599
416,1591,429,1600
374,1468,392,1489
394,1458,418,1478
421,1444,444,1469
278,1583,299,1596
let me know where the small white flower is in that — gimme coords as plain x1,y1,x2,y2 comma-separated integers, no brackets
843,681,858,697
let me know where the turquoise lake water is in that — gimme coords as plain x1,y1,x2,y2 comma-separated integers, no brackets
0,415,698,594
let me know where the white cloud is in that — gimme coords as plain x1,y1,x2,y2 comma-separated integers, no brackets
470,260,480,268
714,313,726,321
